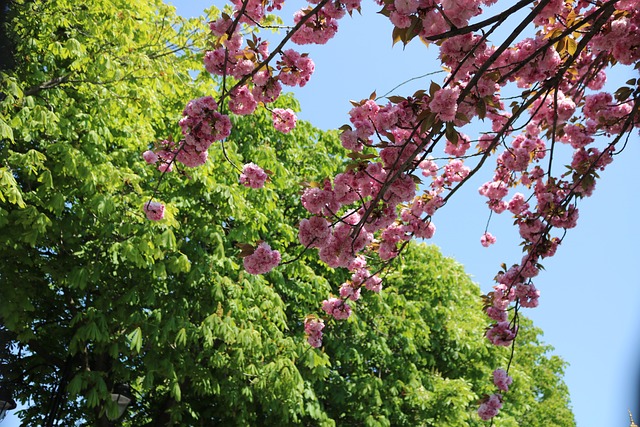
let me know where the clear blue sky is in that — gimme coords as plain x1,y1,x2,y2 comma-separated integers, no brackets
5,2,637,426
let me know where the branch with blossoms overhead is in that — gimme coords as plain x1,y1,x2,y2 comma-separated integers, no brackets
141,0,639,421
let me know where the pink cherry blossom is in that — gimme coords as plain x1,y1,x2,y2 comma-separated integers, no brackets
142,150,158,164
485,306,508,322
240,163,268,189
492,368,513,392
304,317,325,348
321,297,352,320
480,232,496,247
272,108,297,133
298,216,331,248
243,242,281,275
143,201,165,221
429,87,460,122
478,393,503,420
486,321,517,347
291,9,338,45
278,49,315,87
228,86,257,115
339,282,361,301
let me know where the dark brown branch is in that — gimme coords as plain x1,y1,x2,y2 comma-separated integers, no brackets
24,74,72,96
457,0,553,104
423,0,537,42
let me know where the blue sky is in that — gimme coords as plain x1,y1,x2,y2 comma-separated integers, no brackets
5,2,638,426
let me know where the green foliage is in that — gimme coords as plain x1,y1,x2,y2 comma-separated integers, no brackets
0,1,574,426
306,244,575,427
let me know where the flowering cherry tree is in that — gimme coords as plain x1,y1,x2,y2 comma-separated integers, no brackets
143,0,639,420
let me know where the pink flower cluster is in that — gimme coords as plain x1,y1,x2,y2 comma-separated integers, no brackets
142,140,177,173
277,49,315,88
312,255,383,324
485,261,542,325
229,86,258,116
499,37,562,88
142,150,159,165
243,242,281,275
142,1,345,195
382,0,496,37
202,4,344,139
142,97,232,175
476,370,512,420
480,232,496,248
583,92,634,134
291,1,361,45
304,317,325,348
178,96,232,167
298,215,331,248
478,393,503,421
272,108,297,133
340,260,383,298
240,163,268,189
291,7,337,45
486,321,517,347
493,368,513,392
430,87,460,122
591,5,640,66
321,297,352,320
143,201,165,221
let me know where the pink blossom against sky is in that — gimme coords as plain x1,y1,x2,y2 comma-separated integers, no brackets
175,2,640,426
158,2,640,427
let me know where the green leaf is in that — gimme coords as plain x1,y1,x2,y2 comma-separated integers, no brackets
127,327,143,354
176,327,187,347
0,167,26,207
0,117,14,143
171,381,182,401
